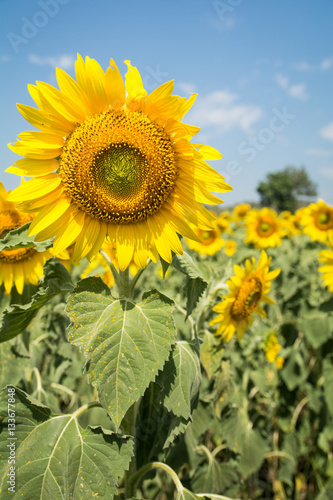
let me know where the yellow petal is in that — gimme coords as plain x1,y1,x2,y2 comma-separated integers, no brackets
5,158,59,177
116,225,135,271
124,60,147,107
17,103,72,136
52,209,86,255
28,197,72,235
56,67,91,118
8,174,62,202
105,58,126,110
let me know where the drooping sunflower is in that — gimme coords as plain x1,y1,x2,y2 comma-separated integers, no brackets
0,182,52,294
232,202,251,222
7,55,231,271
318,248,333,292
210,251,280,342
245,207,285,248
300,200,333,244
186,221,224,256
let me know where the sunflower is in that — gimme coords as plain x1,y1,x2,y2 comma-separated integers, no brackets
318,248,333,292
300,200,333,244
215,212,233,234
224,240,237,256
186,222,224,256
232,202,251,222
264,332,284,369
0,182,51,294
210,251,280,342
7,55,231,271
245,207,285,248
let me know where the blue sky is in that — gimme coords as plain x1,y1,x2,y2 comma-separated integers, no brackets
1,0,332,207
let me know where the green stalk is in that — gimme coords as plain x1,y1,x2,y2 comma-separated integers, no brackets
128,461,183,496
122,401,141,497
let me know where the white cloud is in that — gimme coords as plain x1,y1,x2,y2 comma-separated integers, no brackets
293,57,333,71
187,90,262,133
320,57,333,70
176,82,197,95
28,54,75,70
320,122,333,142
275,73,289,89
275,73,309,100
306,148,333,157
288,83,308,101
319,167,333,180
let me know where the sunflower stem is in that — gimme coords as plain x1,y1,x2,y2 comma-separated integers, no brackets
117,266,131,298
129,259,152,296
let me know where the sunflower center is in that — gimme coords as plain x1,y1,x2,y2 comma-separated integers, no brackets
0,246,36,263
231,277,262,321
198,229,217,245
59,109,178,224
257,219,275,237
315,211,333,230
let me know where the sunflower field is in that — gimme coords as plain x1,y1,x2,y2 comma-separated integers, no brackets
0,56,332,500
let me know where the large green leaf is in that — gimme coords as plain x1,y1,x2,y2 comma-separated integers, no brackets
66,278,176,428
191,455,239,494
158,341,201,419
0,259,73,343
0,340,29,387
0,387,133,499
0,222,53,252
300,314,333,349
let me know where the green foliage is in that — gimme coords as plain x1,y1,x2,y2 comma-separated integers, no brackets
0,222,53,252
257,166,317,211
66,278,177,429
0,387,133,499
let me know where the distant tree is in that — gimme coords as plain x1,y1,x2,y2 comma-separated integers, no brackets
257,166,317,212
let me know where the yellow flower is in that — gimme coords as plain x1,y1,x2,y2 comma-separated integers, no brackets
300,200,333,244
81,240,138,287
215,212,233,233
318,247,333,292
232,203,251,222
224,240,237,256
0,182,51,294
245,207,285,248
7,55,231,271
186,223,224,256
210,251,280,342
265,332,284,368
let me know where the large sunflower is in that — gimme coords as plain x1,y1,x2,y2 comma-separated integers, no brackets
0,182,51,294
245,207,285,248
210,251,280,342
300,200,333,244
7,55,231,271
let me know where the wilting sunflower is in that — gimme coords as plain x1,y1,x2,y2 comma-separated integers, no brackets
245,207,285,248
210,251,280,342
0,182,51,294
7,55,231,271
300,200,333,244
318,248,333,292
186,222,224,256
232,202,251,222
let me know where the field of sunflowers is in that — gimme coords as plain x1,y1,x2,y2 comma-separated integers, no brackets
0,55,332,500
1,193,332,499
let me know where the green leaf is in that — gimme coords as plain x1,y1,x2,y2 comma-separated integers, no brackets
177,488,201,500
0,340,30,387
0,387,133,499
281,346,308,391
191,453,239,494
0,222,53,252
158,341,201,419
300,314,332,349
66,280,176,428
172,252,208,317
323,357,333,415
0,258,73,343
